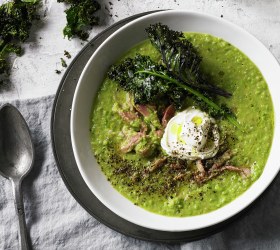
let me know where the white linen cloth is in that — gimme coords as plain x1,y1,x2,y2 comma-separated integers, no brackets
0,96,279,249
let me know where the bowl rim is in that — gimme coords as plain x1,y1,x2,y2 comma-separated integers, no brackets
71,10,280,232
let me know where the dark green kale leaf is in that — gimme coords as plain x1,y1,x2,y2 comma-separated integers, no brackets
108,54,187,108
58,0,100,40
0,40,22,74
108,54,239,127
146,23,232,98
0,0,39,76
0,0,39,42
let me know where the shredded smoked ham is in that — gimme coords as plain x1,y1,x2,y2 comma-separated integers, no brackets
194,150,251,184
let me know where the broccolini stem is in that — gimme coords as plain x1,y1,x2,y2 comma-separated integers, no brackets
136,70,240,128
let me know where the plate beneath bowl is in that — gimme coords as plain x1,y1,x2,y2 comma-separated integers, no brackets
51,10,264,242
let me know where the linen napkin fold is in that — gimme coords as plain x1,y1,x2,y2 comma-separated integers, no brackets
0,96,279,250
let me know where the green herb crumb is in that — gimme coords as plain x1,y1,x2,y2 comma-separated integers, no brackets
60,58,67,68
64,50,71,59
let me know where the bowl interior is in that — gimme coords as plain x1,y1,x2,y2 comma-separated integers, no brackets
71,10,280,231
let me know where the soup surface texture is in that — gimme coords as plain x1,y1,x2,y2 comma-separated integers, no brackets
90,33,274,217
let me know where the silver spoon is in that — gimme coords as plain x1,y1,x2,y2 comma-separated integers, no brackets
0,104,34,250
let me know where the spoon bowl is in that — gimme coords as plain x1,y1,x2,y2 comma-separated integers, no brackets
0,104,34,180
0,104,34,250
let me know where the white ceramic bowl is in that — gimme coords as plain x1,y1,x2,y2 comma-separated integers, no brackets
71,10,280,232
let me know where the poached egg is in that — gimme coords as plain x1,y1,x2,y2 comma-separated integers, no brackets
161,107,219,160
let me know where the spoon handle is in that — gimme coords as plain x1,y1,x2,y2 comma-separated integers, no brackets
12,180,30,250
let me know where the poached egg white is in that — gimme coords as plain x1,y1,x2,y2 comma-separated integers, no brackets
161,107,219,160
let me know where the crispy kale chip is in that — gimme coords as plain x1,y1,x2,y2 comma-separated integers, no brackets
0,0,39,76
108,25,239,127
146,23,231,98
0,41,22,74
108,54,187,108
0,0,39,42
58,0,100,40
109,54,238,126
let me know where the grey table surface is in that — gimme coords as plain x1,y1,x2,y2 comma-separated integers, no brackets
0,0,280,249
